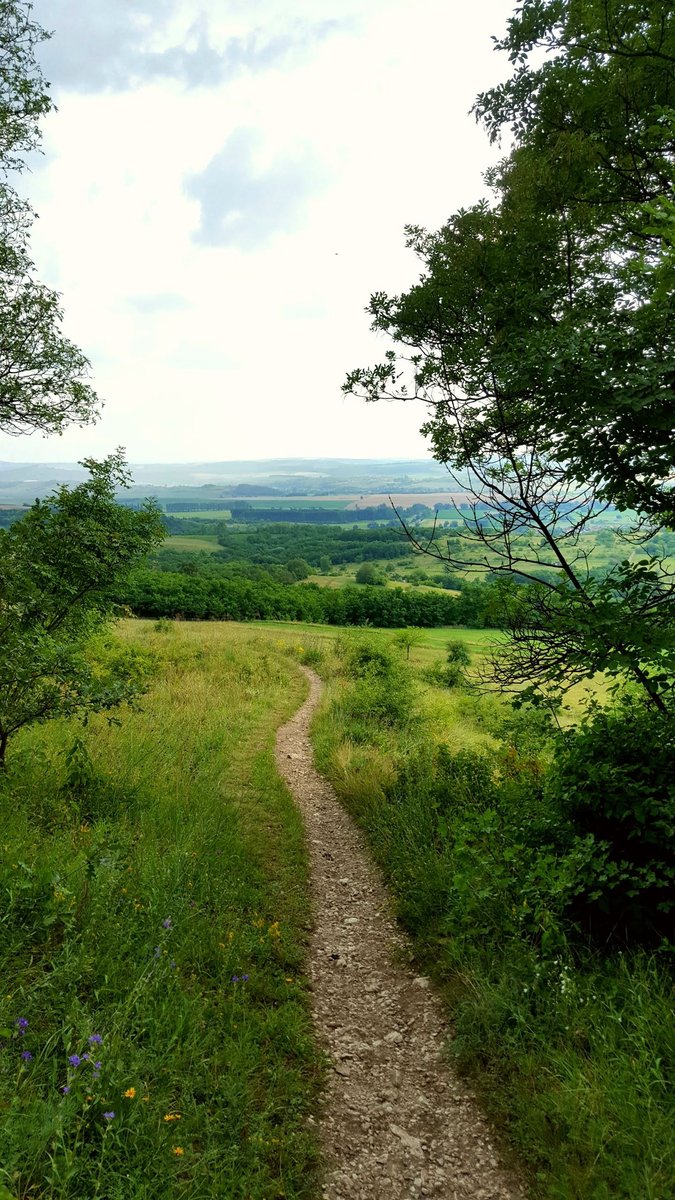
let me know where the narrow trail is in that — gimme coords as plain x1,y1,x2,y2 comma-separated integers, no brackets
275,667,524,1200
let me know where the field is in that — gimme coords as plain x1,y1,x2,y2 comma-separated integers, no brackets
0,622,322,1199
163,534,220,552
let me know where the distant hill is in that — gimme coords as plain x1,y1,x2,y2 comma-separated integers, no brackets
0,458,464,505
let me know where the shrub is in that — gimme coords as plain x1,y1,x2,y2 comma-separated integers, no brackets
548,701,675,943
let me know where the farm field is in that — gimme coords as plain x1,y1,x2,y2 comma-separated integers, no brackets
163,534,220,552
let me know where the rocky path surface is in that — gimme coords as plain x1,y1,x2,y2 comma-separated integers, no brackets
275,667,523,1200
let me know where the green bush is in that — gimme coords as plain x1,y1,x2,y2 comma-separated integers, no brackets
548,702,675,943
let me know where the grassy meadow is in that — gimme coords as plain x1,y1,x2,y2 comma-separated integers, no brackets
306,629,674,1200
1,613,672,1199
0,622,322,1200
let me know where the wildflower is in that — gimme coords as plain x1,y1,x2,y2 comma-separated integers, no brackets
162,918,172,930
81,1053,89,1061
103,1111,115,1121
68,1055,81,1068
231,975,239,983
268,922,281,938
142,1095,150,1102
241,974,249,982
93,1060,102,1071
172,1146,184,1156
16,1017,28,1035
21,1050,33,1062
124,1087,136,1099
163,1113,181,1122
88,1034,103,1045
61,1086,70,1094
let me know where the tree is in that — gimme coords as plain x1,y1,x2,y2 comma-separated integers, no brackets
0,1,100,436
0,452,165,765
472,0,675,526
355,562,383,586
344,0,675,713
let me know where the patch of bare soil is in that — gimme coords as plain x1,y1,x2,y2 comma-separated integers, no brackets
275,667,524,1200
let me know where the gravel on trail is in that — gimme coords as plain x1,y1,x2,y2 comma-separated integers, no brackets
275,666,524,1200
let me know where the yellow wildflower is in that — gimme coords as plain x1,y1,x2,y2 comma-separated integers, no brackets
268,922,281,938
172,1146,185,1156
124,1087,136,1099
163,1113,182,1122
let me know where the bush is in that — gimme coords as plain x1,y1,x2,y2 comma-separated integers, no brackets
548,701,675,943
336,637,416,732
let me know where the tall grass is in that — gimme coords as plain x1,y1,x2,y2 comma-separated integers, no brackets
0,621,321,1199
311,632,675,1199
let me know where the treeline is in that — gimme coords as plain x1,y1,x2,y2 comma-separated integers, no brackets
215,523,410,565
229,504,396,523
120,571,500,628
0,508,28,528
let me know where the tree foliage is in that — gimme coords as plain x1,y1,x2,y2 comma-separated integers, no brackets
0,453,165,763
0,0,99,436
345,0,675,711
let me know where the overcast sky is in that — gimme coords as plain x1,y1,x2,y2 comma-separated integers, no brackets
2,0,513,464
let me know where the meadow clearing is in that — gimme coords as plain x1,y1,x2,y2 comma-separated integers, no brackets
0,617,671,1199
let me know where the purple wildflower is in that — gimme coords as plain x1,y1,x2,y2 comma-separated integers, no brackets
88,1034,103,1045
62,1085,70,1094
162,918,172,930
21,1050,33,1062
93,1060,102,1071
103,1111,115,1120
81,1053,89,1061
68,1055,81,1068
231,975,239,983
16,1018,28,1035
241,975,249,982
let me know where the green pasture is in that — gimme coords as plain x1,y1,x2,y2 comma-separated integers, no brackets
163,534,220,552
170,509,232,520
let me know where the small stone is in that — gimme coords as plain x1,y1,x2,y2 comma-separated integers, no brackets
344,917,359,925
390,1125,424,1157
384,1030,403,1043
413,976,431,989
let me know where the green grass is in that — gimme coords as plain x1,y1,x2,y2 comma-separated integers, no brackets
0,622,322,1199
170,509,232,520
308,631,675,1199
163,535,220,552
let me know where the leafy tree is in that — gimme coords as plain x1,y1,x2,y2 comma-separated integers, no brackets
355,562,383,586
345,0,675,713
474,0,675,526
0,0,99,436
0,453,164,765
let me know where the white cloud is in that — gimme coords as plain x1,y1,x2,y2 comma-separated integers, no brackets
1,0,513,464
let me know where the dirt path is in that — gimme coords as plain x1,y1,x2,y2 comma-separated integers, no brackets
275,667,524,1200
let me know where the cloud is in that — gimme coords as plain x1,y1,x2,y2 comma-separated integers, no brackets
124,293,189,314
32,1,344,93
186,129,325,249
